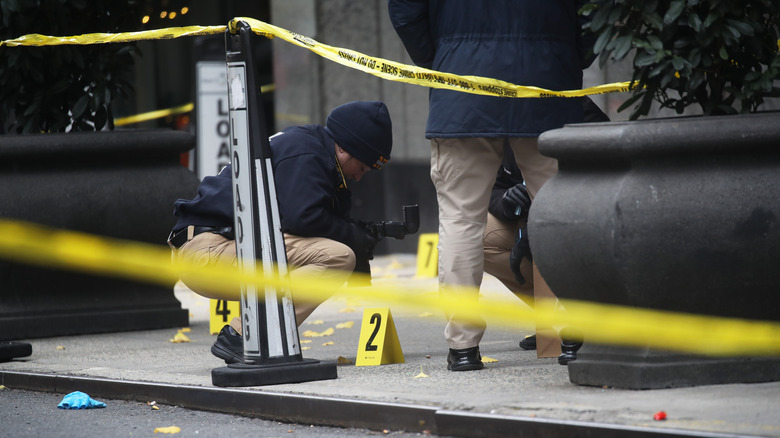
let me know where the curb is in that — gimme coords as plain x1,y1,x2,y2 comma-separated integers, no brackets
0,371,736,438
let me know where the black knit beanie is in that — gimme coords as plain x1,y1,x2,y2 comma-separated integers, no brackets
324,101,392,170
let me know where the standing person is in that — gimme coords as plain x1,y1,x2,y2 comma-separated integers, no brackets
168,101,393,364
388,0,595,370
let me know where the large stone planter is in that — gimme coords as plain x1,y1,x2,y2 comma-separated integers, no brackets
530,112,780,389
0,130,199,340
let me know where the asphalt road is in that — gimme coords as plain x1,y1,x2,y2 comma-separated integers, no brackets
0,387,440,438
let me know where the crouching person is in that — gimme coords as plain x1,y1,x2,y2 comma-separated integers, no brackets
167,101,393,364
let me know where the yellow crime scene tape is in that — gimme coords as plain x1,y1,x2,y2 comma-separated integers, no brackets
3,18,777,97
1,18,632,98
114,102,194,127
0,218,778,358
0,25,225,46
227,17,632,98
113,84,274,127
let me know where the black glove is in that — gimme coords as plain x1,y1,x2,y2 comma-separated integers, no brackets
347,221,380,259
509,226,532,285
363,221,382,242
359,227,380,261
347,222,380,287
501,184,531,220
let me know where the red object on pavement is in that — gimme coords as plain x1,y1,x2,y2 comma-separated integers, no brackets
653,411,667,421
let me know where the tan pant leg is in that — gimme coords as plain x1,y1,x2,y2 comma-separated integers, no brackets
507,137,557,199
283,233,355,325
174,231,355,327
483,213,534,307
431,137,504,349
175,231,239,300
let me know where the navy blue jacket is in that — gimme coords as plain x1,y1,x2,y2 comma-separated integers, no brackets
388,0,594,138
172,125,366,254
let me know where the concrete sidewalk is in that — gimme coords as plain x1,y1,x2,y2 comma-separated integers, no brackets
1,254,778,437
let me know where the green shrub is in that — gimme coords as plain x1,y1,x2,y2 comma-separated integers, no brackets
0,1,141,133
583,0,780,119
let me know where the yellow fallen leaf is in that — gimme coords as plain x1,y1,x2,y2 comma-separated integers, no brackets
337,356,353,364
178,328,191,333
336,321,354,329
418,312,433,318
154,426,181,434
56,346,65,350
0,385,6,390
169,332,191,343
482,356,498,363
306,320,324,325
301,328,334,337
302,346,311,351
152,405,160,410
338,307,356,313
322,341,335,346
300,340,312,344
413,365,429,378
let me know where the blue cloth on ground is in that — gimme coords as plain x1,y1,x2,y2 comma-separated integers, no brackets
57,391,106,409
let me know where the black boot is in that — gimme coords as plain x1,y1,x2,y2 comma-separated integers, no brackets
447,346,484,371
211,325,244,364
558,339,583,365
558,328,583,366
519,334,537,350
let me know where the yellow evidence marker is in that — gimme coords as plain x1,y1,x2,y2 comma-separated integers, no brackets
209,299,240,334
355,308,404,366
415,233,438,278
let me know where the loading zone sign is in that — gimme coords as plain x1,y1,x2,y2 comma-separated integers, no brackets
196,61,231,179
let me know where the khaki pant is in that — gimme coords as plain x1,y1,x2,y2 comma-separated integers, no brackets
172,230,355,327
431,137,556,349
483,213,534,305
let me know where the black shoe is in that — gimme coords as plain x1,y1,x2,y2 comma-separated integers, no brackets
558,340,583,365
447,347,484,371
519,334,537,350
211,325,243,364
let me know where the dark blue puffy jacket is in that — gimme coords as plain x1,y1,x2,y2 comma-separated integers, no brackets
172,125,367,254
388,0,594,138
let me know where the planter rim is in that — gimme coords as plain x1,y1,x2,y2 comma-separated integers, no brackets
539,111,780,161
0,129,194,158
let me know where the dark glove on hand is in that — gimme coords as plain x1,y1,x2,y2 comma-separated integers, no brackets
363,221,382,242
352,223,380,261
501,183,531,220
509,226,532,285
361,230,380,261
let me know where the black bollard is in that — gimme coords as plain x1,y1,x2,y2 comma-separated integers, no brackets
0,341,32,363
